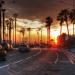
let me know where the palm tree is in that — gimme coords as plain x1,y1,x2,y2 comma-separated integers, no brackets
27,28,31,44
45,16,53,45
36,28,40,44
60,9,70,36
5,20,10,41
57,12,64,35
0,0,5,43
8,18,13,48
2,9,5,41
38,28,42,44
20,28,25,42
13,13,18,45
69,9,75,36
37,28,42,44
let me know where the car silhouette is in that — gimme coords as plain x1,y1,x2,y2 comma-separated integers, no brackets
0,45,7,61
18,43,30,53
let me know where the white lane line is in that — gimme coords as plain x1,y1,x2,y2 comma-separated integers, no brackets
14,60,23,64
9,54,16,57
54,52,59,64
66,54,74,64
25,56,32,60
0,64,9,69
62,51,74,64
0,50,41,69
32,51,41,57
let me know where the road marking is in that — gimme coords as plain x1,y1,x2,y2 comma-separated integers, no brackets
54,52,59,64
0,64,9,69
62,50,75,64
58,61,69,63
0,50,41,69
25,56,32,60
32,51,41,57
9,54,17,57
14,60,23,64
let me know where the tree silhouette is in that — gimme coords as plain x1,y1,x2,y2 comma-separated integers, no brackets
57,12,64,35
0,0,5,43
59,9,70,36
69,9,75,36
20,28,25,42
27,28,31,44
2,9,5,42
45,16,53,45
13,13,18,45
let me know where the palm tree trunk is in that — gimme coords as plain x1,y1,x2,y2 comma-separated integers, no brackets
2,9,5,41
0,5,2,43
13,13,18,45
73,23,74,36
41,29,42,44
47,26,50,45
20,32,22,43
60,25,62,35
37,31,39,44
66,21,69,36
15,17,16,45
13,27,14,44
9,20,12,49
7,26,9,42
22,32,24,42
29,31,30,44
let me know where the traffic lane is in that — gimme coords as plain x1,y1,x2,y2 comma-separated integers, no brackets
8,50,75,75
7,48,41,61
57,51,70,63
8,50,58,75
0,48,42,75
61,50,75,64
0,67,10,75
0,48,74,75
0,48,41,67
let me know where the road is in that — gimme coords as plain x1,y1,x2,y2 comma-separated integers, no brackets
0,48,75,75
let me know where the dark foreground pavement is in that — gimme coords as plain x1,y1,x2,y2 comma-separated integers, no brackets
0,48,75,75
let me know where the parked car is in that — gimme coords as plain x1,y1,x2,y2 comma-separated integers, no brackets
19,43,30,53
2,40,8,51
0,45,7,61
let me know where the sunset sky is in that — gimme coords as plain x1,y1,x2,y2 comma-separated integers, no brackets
2,0,75,43
14,18,74,43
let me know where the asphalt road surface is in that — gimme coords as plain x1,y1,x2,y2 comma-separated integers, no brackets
0,48,75,75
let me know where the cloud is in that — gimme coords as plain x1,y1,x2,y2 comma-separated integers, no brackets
4,0,73,21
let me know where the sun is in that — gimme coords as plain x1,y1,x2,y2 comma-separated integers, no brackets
51,30,60,38
51,30,60,45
